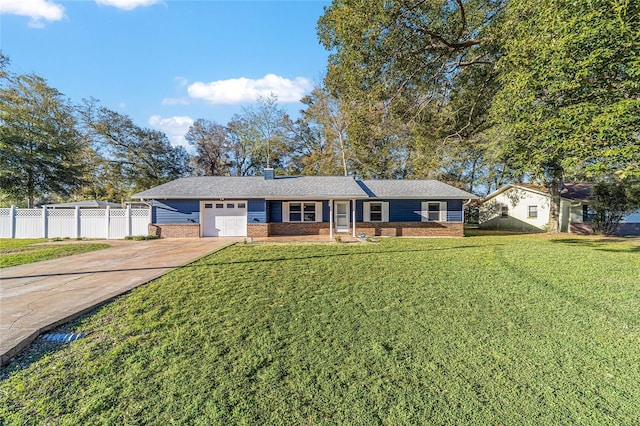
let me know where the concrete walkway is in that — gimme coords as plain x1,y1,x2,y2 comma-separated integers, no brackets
0,237,239,365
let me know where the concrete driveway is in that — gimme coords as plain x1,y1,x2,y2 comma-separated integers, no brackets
0,237,239,365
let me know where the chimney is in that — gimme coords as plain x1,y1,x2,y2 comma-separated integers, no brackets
264,167,275,180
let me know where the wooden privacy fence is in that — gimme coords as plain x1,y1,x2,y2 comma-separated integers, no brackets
0,206,151,239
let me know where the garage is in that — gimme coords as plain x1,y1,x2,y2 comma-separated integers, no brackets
201,201,247,237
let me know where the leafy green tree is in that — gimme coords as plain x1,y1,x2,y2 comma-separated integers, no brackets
0,72,87,207
294,87,351,176
80,102,191,199
318,0,505,184
228,94,294,175
185,119,231,176
490,0,640,231
591,180,640,235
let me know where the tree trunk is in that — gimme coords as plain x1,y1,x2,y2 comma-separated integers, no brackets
547,178,561,233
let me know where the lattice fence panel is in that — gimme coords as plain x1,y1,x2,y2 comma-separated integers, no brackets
47,209,77,238
0,208,12,238
79,209,108,238
15,209,44,238
109,209,128,239
131,209,151,236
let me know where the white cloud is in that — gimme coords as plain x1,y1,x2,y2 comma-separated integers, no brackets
187,73,314,105
0,0,65,28
148,115,194,149
161,97,190,106
95,0,162,11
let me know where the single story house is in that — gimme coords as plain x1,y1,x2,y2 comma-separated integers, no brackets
133,169,478,238
478,183,640,235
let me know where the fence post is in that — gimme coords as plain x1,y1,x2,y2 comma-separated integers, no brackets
105,206,111,240
10,205,16,239
42,206,48,239
75,206,81,239
126,205,132,237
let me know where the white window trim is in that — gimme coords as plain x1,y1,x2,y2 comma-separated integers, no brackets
363,201,389,222
421,201,447,222
282,201,323,223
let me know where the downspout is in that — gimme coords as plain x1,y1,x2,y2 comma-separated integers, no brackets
329,199,333,241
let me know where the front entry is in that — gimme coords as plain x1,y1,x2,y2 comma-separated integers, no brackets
335,201,350,233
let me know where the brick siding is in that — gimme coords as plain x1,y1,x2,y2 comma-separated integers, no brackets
149,224,200,238
247,223,270,237
269,222,331,236
357,222,464,237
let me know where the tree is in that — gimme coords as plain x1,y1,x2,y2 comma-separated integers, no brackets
185,119,230,176
591,180,640,235
80,102,191,200
228,94,295,175
0,72,87,207
318,0,506,184
490,0,640,231
294,87,351,176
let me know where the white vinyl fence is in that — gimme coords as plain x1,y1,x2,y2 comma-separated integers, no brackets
0,206,151,239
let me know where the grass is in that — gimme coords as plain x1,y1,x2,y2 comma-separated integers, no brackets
1,235,639,424
0,239,111,268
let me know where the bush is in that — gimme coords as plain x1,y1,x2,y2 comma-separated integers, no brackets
124,235,160,241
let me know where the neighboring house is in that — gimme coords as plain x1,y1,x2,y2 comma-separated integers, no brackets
45,200,122,208
479,183,640,235
132,168,478,238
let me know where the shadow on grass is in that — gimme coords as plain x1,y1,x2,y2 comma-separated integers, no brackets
550,238,640,253
1,245,489,280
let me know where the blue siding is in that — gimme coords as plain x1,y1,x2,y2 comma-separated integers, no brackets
389,199,423,222
269,200,331,222
447,199,463,222
356,199,464,222
248,199,267,223
152,199,200,224
152,198,465,225
269,201,283,222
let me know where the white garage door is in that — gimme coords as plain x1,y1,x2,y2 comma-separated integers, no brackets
202,201,247,237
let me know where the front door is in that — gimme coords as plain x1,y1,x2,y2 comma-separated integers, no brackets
335,201,349,233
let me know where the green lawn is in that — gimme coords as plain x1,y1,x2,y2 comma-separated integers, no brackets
1,235,639,424
0,239,110,268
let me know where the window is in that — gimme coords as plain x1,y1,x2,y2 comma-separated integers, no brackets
501,205,509,218
204,203,213,209
370,203,383,221
582,205,595,223
289,203,302,222
528,205,538,218
237,203,246,209
428,203,440,221
215,203,224,209
364,202,388,222
227,203,235,209
284,202,322,222
421,202,446,222
303,202,316,222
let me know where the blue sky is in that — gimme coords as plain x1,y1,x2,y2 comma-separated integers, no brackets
0,0,331,149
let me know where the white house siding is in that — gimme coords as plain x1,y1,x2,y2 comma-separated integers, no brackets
480,187,552,231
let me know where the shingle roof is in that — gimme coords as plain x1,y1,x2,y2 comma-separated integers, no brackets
361,180,479,199
560,183,594,201
133,176,368,199
483,182,594,202
133,176,480,200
